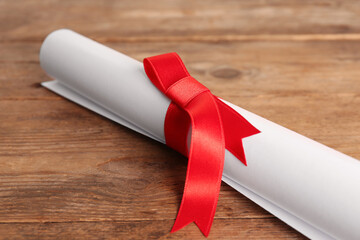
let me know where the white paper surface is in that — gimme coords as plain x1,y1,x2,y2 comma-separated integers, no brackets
40,29,360,240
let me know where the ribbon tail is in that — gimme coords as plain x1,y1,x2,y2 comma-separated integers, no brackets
171,93,225,237
171,208,213,237
164,103,190,157
216,98,260,165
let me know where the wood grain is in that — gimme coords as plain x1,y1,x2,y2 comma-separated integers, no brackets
2,0,360,42
0,219,305,240
1,0,360,239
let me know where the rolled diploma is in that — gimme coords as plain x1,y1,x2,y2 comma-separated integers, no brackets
40,29,360,240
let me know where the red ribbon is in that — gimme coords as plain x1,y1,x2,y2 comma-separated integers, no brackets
143,53,260,236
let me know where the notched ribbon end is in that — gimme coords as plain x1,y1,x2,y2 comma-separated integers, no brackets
171,217,212,237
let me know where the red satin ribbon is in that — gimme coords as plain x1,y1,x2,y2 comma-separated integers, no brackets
143,53,260,237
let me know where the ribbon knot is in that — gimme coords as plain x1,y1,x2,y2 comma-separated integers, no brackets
165,76,209,108
144,52,260,237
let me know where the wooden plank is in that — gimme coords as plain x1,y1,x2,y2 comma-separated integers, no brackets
1,40,359,159
2,40,360,104
0,219,306,240
2,0,360,42
0,170,272,222
0,99,275,222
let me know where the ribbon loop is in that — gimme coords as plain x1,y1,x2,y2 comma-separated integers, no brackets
143,52,260,237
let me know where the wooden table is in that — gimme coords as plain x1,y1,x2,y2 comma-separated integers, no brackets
1,1,359,239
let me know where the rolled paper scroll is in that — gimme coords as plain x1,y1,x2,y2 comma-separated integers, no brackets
40,29,360,240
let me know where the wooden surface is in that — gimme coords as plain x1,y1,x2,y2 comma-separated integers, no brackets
1,0,360,239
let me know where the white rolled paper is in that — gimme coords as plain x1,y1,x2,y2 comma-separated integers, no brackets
40,29,360,240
